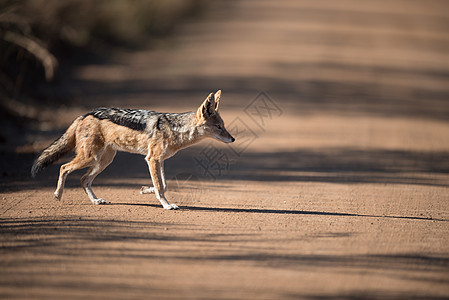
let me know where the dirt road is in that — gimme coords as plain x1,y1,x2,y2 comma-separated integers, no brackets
1,1,449,299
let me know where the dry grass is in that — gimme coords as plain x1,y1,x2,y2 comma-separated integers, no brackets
0,0,204,96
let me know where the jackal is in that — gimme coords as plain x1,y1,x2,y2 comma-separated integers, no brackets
31,90,235,209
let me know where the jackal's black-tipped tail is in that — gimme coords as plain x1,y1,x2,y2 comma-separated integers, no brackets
31,116,81,177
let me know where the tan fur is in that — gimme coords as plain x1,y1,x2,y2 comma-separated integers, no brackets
33,90,234,209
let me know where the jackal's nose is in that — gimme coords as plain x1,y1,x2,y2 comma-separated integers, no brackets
231,137,235,143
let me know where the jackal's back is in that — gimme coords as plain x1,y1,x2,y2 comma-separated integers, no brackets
84,108,158,132
85,107,197,134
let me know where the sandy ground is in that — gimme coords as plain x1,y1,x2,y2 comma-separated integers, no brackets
1,1,449,299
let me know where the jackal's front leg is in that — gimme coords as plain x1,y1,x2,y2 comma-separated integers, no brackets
140,161,167,194
145,157,178,210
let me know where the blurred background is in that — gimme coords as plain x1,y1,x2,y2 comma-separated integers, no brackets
0,0,205,143
1,0,449,181
2,2,449,298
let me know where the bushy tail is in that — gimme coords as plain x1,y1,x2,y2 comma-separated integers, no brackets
31,116,82,177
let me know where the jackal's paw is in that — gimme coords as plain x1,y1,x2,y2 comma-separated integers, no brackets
91,198,107,205
140,186,155,194
54,193,61,201
163,203,179,210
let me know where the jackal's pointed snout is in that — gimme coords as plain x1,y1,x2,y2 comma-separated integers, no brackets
221,132,235,143
215,129,235,144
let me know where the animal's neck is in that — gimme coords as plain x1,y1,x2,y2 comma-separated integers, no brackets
169,113,203,150
178,127,202,148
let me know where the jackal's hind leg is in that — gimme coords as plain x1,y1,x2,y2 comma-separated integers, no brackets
54,157,93,202
81,166,106,205
81,148,116,205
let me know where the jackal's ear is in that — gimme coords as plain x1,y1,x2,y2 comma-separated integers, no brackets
214,90,221,111
197,92,215,120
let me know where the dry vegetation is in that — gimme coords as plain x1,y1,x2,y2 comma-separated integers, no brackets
0,0,204,147
0,0,204,110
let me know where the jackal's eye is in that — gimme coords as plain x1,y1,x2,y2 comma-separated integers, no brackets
215,124,222,130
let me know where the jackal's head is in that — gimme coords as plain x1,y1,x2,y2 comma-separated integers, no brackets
195,90,235,143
